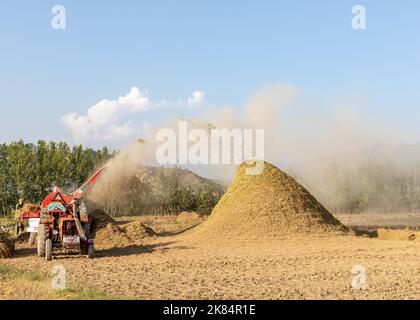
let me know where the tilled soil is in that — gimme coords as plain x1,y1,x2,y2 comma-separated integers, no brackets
2,230,419,299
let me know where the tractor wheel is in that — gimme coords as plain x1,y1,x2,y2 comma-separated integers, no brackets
28,232,37,246
80,243,88,255
37,225,46,257
45,239,52,261
14,220,24,237
87,245,95,259
14,221,20,236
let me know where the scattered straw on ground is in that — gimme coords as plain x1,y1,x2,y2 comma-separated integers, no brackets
90,209,154,247
176,211,200,224
91,209,132,247
377,228,419,241
123,222,156,239
92,223,133,248
4,233,419,299
188,161,349,241
0,231,14,259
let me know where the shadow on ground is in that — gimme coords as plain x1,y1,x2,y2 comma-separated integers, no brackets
96,241,195,258
12,246,36,258
157,221,204,237
12,240,195,260
352,228,378,238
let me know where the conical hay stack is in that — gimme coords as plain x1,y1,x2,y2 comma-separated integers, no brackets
191,161,349,240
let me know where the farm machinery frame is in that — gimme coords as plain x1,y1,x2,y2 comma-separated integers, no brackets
15,166,106,261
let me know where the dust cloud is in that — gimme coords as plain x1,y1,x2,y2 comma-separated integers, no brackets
89,84,418,213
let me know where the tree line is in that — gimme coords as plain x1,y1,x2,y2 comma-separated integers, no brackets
2,140,419,217
87,166,225,217
0,140,223,218
0,140,112,216
295,161,420,213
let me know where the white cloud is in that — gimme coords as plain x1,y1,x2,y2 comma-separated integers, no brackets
187,90,206,106
62,87,150,142
117,87,150,111
62,87,206,144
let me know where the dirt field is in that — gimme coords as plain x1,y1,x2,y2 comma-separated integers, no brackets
1,216,419,300
335,213,420,230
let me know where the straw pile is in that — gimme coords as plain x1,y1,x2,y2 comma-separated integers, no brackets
377,228,418,241
123,221,156,239
190,161,349,240
90,209,154,247
176,211,200,224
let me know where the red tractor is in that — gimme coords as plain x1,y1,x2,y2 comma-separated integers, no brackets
16,166,106,261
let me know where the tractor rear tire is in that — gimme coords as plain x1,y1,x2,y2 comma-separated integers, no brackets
14,220,24,237
80,243,88,255
14,221,20,236
87,245,95,259
45,239,52,261
29,232,37,246
37,225,46,257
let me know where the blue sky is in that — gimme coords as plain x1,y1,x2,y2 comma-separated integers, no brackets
0,0,419,148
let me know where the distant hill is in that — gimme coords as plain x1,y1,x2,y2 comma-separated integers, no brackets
87,165,225,216
136,166,225,193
